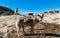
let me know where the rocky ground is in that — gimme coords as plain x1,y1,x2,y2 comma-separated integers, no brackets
6,22,60,38
0,15,60,38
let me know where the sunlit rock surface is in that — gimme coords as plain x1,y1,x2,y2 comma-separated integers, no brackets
0,15,60,38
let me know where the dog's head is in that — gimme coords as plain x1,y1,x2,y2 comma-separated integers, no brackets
36,14,44,21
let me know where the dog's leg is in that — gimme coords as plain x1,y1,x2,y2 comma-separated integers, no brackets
22,25,26,35
16,19,21,36
18,23,23,36
30,23,34,34
16,23,20,36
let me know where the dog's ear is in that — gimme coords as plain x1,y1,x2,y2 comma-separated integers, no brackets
37,14,42,17
37,14,40,16
42,14,44,16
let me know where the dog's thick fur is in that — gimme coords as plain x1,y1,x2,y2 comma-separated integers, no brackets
15,14,44,36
